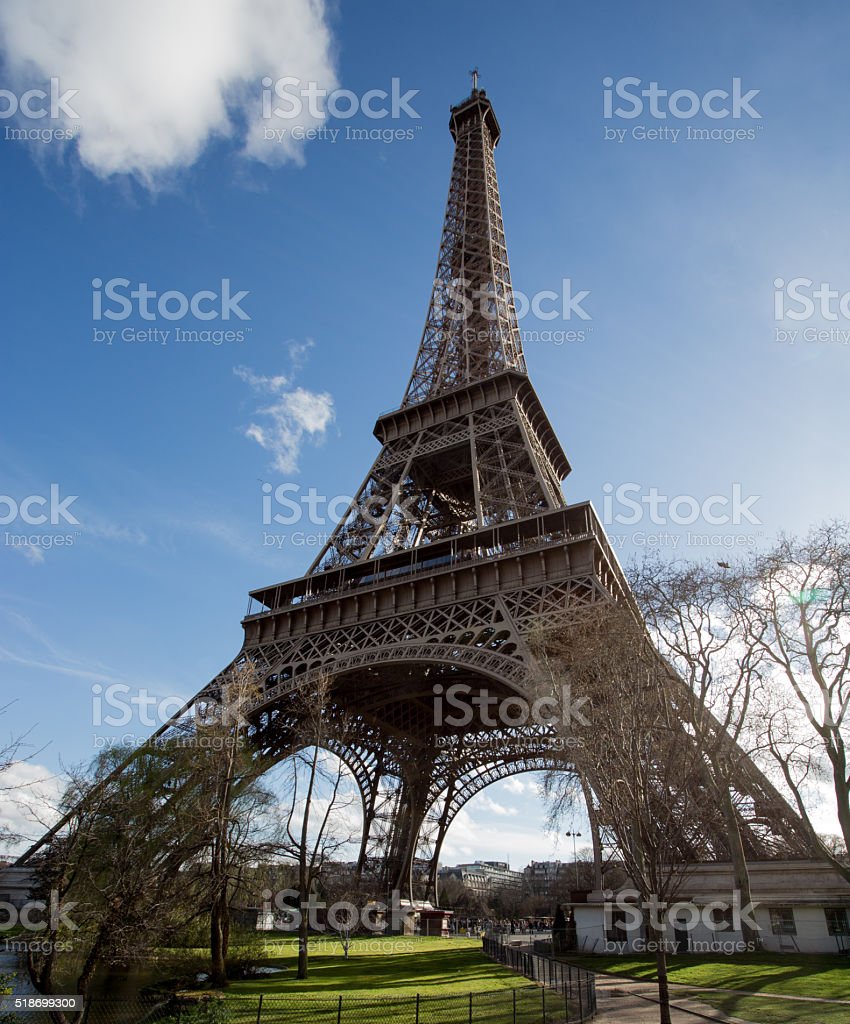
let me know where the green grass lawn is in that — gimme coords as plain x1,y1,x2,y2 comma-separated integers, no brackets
563,952,849,1001
692,992,850,1024
222,935,529,996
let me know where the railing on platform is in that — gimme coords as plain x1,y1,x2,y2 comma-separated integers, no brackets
244,502,618,618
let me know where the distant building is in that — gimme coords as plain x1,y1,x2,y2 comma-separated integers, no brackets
440,860,524,894
524,860,568,896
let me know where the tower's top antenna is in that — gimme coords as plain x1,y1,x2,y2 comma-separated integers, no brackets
470,67,479,92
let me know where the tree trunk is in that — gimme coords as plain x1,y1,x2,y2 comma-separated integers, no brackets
654,945,672,1024
297,911,309,979
221,903,231,961
210,899,228,987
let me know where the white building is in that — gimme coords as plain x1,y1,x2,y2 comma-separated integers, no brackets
0,865,37,910
570,860,850,956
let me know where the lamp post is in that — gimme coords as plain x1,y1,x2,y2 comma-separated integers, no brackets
565,831,582,890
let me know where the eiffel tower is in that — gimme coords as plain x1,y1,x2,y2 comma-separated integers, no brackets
17,80,814,895
229,80,814,896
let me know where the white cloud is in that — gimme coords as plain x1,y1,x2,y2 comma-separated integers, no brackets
436,775,591,867
234,366,291,392
503,778,529,795
0,760,64,857
235,360,334,473
0,0,338,186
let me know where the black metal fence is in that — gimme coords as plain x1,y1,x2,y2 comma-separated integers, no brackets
3,937,596,1024
7,982,594,1024
481,936,596,1022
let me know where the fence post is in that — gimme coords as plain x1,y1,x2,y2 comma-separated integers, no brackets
337,994,342,1024
564,976,569,1023
541,982,546,1024
415,992,420,1024
512,988,516,1024
468,991,473,1024
577,970,583,1020
255,994,263,1024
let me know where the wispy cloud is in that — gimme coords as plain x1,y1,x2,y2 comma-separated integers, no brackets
83,514,148,546
0,608,173,693
12,544,45,565
192,518,264,562
235,346,334,473
476,794,518,817
0,645,122,686
287,339,315,372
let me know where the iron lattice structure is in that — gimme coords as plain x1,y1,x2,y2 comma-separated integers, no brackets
17,86,816,894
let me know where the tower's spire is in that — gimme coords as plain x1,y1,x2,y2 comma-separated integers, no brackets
305,85,569,574
402,83,526,406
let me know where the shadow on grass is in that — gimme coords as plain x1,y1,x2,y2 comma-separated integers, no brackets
228,947,525,995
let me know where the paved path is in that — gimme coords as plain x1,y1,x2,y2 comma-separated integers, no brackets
594,973,752,1023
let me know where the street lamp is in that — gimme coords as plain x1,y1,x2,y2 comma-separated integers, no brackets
565,831,582,890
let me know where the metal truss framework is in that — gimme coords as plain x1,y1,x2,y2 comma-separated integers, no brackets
16,85,819,894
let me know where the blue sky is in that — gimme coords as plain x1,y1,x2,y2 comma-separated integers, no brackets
1,1,847,864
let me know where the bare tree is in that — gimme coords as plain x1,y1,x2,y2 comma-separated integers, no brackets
0,702,45,857
730,521,850,882
266,676,359,979
192,660,271,987
535,602,723,1024
631,557,765,944
319,871,372,958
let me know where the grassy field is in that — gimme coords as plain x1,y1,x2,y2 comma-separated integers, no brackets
564,952,849,1023
222,935,529,996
